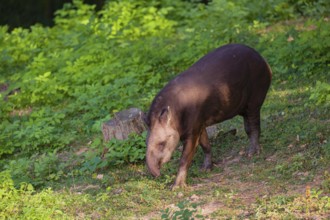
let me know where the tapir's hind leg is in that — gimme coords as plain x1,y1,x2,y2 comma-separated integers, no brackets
200,128,213,170
243,111,261,157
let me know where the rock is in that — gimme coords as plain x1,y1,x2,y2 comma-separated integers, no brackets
206,125,237,139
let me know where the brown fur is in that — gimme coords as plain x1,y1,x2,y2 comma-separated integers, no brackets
145,44,272,188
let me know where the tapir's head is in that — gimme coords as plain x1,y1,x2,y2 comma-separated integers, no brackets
145,106,180,177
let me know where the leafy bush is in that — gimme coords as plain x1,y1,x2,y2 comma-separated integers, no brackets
0,0,330,162
79,132,147,175
309,81,330,106
103,132,147,165
0,108,73,156
260,18,330,83
0,171,67,219
3,151,63,187
243,0,330,22
0,0,177,155
0,0,330,219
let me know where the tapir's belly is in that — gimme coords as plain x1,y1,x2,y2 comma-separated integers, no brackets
204,89,248,126
183,81,249,127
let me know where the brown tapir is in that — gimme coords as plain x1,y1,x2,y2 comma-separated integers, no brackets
144,44,272,188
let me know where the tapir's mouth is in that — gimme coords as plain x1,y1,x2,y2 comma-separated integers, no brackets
148,163,161,177
146,154,161,177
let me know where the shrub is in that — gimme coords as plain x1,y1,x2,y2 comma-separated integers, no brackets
0,0,329,163
309,81,330,107
0,171,67,219
103,132,147,165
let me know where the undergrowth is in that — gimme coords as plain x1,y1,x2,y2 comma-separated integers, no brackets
0,0,329,219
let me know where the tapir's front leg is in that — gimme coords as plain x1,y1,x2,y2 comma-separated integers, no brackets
172,136,199,189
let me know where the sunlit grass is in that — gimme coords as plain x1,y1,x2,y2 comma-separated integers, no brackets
1,0,329,219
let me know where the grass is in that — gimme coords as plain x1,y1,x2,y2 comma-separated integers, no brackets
1,24,330,220
4,74,328,220
1,70,329,220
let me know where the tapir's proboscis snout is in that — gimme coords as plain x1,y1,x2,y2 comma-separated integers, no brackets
145,44,272,189
146,151,161,177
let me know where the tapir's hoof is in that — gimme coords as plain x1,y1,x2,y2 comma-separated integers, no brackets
200,163,213,172
247,146,261,158
171,182,187,191
201,156,213,171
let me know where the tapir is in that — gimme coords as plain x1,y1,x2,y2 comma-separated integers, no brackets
144,44,272,188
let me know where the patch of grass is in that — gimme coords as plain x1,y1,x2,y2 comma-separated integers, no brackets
161,200,204,220
254,187,330,219
1,1,330,219
2,74,328,219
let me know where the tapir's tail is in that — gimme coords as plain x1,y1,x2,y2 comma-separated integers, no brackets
265,59,273,81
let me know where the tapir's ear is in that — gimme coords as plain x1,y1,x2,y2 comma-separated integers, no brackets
142,111,150,127
159,106,171,125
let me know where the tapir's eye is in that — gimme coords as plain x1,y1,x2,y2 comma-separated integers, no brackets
158,141,166,150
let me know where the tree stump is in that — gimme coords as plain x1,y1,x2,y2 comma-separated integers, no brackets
206,125,237,139
101,107,236,143
102,108,146,142
206,125,218,138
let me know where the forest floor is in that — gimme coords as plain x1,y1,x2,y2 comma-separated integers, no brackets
66,134,329,219
51,80,329,219
1,3,330,219
141,152,329,219
1,74,329,220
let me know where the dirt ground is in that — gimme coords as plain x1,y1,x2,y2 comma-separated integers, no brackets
142,153,329,219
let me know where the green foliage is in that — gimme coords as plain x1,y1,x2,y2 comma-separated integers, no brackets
0,170,114,219
309,81,330,106
255,187,330,219
0,0,177,156
291,0,330,17
1,0,329,159
244,0,330,22
321,171,330,193
104,132,147,165
0,171,67,219
260,18,330,82
161,200,204,220
4,151,64,187
77,132,147,177
0,1,330,217
275,153,306,177
0,107,73,156
79,149,108,174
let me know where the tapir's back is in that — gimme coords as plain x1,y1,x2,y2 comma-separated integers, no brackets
187,44,272,87
166,44,272,126
149,44,272,126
